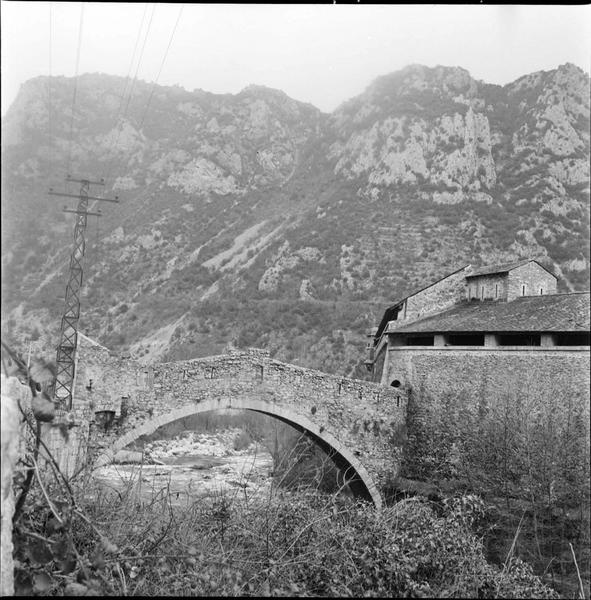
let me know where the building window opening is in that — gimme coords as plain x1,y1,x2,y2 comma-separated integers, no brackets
405,335,434,346
481,286,484,299
555,332,590,346
447,333,485,346
522,284,526,296
498,333,541,346
495,284,498,298
390,379,401,388
540,288,543,295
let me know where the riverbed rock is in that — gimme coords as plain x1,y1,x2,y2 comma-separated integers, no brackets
113,449,145,464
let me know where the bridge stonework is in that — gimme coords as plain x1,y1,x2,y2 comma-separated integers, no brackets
55,335,407,508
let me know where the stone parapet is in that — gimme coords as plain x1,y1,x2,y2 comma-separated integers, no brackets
65,339,407,508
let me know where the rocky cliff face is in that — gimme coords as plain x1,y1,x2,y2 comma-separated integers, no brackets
1,64,589,375
328,65,497,196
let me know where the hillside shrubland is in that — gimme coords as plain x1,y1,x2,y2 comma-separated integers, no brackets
2,63,589,370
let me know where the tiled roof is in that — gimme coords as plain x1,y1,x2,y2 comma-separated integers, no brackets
466,259,556,279
387,292,590,334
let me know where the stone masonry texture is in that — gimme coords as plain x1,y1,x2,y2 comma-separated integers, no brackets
60,336,407,508
386,347,590,421
467,272,509,301
399,267,468,325
506,262,557,300
387,346,590,485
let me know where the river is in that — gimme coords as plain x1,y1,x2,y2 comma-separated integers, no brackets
91,429,275,506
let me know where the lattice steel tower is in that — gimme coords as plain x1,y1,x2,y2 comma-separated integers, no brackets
49,176,118,410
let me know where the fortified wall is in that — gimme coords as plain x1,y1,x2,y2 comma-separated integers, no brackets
368,259,590,492
385,346,590,478
386,346,590,410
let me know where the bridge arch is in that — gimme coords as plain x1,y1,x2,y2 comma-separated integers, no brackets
93,396,383,509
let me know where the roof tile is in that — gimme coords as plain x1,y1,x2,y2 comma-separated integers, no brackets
387,292,590,334
466,259,555,278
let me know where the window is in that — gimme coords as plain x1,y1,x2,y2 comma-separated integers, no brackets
555,333,590,346
447,334,485,346
405,335,434,346
540,288,543,295
481,286,484,299
498,333,541,346
495,284,498,298
521,284,526,296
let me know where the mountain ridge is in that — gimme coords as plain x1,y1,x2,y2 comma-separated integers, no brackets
1,62,589,375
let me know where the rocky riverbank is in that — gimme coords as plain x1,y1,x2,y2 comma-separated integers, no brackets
91,429,274,506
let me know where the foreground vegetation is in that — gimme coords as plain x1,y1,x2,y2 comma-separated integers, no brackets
14,473,559,598
4,356,583,598
402,384,590,598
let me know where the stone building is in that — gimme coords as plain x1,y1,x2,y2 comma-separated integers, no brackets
366,259,590,409
465,259,557,302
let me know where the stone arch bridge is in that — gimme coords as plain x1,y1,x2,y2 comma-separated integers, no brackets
52,335,407,509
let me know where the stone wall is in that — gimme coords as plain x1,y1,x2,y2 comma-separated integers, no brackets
372,345,387,384
507,262,557,300
466,273,508,301
385,346,590,414
43,337,146,478
397,267,469,325
64,337,407,507
387,346,590,527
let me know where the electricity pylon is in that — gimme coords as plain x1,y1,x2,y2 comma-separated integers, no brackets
49,176,119,411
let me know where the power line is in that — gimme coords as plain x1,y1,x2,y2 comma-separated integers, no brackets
123,3,156,117
100,3,150,184
107,5,182,189
66,2,85,183
103,3,155,188
48,2,53,172
139,5,184,131
118,3,149,117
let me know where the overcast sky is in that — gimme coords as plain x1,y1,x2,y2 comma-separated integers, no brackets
1,3,590,116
